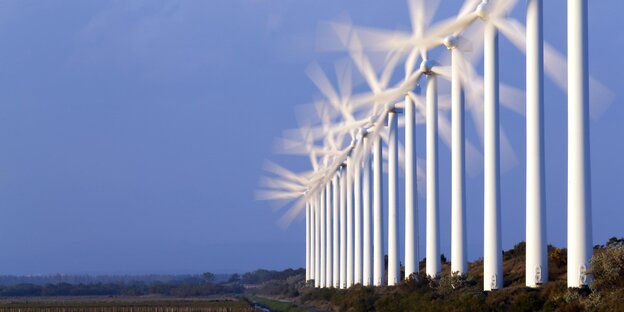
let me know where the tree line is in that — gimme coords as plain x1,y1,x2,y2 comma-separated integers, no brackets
0,268,305,298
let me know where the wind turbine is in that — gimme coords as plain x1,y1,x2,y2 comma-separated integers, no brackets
444,12,529,288
261,0,612,292
305,61,377,288
255,160,321,284
324,175,333,287
567,0,591,289
458,0,610,288
329,0,485,281
341,40,404,285
332,164,340,288
524,0,547,288
263,100,352,287
313,34,403,286
319,175,326,288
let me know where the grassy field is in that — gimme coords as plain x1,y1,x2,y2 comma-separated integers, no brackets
245,295,312,312
0,296,259,312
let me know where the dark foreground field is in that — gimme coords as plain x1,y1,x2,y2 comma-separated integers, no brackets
0,297,260,312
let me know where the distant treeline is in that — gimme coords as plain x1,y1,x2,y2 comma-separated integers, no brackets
239,268,304,285
0,274,229,287
0,269,305,298
0,280,242,298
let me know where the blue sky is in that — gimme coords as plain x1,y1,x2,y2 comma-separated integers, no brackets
0,0,621,275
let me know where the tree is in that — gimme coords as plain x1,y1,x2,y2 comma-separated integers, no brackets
202,272,215,284
228,273,240,283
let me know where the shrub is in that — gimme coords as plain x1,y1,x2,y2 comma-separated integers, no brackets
590,245,624,292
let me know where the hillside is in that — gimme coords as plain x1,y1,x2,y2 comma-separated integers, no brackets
248,237,624,311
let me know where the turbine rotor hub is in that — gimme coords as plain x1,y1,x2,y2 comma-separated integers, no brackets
360,127,369,138
443,35,459,50
357,128,365,139
476,1,489,20
420,59,435,75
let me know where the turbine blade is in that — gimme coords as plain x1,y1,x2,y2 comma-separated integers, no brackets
350,25,413,51
407,0,426,38
316,20,353,52
500,127,519,173
305,62,340,107
458,0,481,18
465,139,484,178
380,50,402,88
279,194,309,227
428,12,477,39
255,189,303,201
335,59,353,101
262,161,308,184
491,0,520,17
491,17,526,54
500,83,526,116
424,0,441,28
416,158,426,197
438,113,453,149
259,176,306,192
402,68,425,93
405,48,421,81
432,65,452,80
438,94,452,110
588,77,614,120
543,43,567,91
349,36,382,92
408,91,426,112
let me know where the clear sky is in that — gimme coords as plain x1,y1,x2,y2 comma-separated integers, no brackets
0,0,622,275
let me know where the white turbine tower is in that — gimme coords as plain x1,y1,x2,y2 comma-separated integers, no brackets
372,130,384,286
354,138,363,285
402,0,431,281
443,0,481,276
306,201,311,282
422,60,442,278
333,172,340,288
310,200,316,283
444,34,469,276
361,131,373,286
387,104,400,286
475,0,504,291
319,183,326,287
404,92,419,280
346,150,355,287
325,181,333,287
525,0,547,288
340,163,348,288
315,193,321,287
567,0,592,289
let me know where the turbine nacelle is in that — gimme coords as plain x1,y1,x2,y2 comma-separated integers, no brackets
420,59,437,75
476,1,490,20
367,116,376,127
443,35,459,50
362,127,372,138
357,128,365,140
